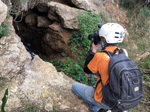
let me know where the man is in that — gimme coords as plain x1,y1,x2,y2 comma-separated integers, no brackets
72,23,127,112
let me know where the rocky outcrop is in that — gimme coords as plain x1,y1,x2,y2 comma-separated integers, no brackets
48,2,84,30
0,1,90,111
2,0,129,61
0,18,31,79
0,0,7,25
0,17,89,112
42,22,73,56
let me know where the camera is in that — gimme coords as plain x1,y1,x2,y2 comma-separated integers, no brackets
88,24,103,45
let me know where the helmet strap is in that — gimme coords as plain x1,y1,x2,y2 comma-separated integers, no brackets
106,43,118,47
101,41,106,50
102,43,118,50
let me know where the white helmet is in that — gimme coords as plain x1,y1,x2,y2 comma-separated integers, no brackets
99,23,125,43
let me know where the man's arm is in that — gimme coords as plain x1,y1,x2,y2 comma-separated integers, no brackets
84,40,100,74
83,50,95,74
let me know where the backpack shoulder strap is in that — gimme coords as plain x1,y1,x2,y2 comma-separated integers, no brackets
114,48,126,54
104,48,125,56
96,72,103,88
103,51,113,58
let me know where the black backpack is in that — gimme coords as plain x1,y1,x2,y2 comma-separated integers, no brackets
99,48,144,111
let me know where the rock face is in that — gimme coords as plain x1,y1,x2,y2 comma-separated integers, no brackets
0,17,89,112
48,2,84,30
42,22,73,56
0,1,90,111
2,0,129,61
0,0,7,25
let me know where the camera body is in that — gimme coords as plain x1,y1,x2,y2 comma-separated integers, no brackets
88,24,103,45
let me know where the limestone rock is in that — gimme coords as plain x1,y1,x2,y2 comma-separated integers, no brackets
0,17,31,79
136,52,150,61
48,1,84,30
0,0,7,25
37,16,52,27
36,3,49,13
25,12,37,26
42,22,73,55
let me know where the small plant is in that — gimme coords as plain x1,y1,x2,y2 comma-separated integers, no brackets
135,56,150,82
144,56,150,69
0,80,5,90
21,103,39,112
143,74,150,81
53,58,96,86
0,22,9,38
0,88,8,112
119,0,144,9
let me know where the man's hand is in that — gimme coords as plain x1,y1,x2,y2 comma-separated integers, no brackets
91,41,100,53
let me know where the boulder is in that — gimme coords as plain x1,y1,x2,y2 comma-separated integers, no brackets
25,12,38,27
48,1,84,30
0,0,7,25
42,22,73,55
37,16,52,27
36,3,49,13
0,17,31,79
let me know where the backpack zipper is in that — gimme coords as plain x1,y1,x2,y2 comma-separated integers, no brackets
109,59,131,76
126,74,131,97
118,67,140,97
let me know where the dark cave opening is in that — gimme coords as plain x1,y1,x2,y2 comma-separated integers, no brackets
12,6,64,62
12,2,76,62
13,8,48,58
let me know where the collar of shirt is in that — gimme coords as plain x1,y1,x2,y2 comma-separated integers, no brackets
102,46,118,53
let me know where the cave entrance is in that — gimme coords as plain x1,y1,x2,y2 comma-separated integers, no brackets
13,7,48,60
12,3,71,62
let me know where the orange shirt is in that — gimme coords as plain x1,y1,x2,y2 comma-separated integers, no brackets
88,46,127,103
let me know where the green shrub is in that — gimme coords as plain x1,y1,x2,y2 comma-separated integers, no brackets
21,103,39,112
144,56,150,69
0,22,9,38
119,0,144,9
120,0,137,9
139,6,150,18
69,11,101,54
143,74,150,81
53,58,96,86
135,56,150,81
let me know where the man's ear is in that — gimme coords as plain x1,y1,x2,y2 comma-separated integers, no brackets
104,38,106,43
102,37,106,43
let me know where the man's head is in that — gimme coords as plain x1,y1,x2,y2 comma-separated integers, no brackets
99,23,125,44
